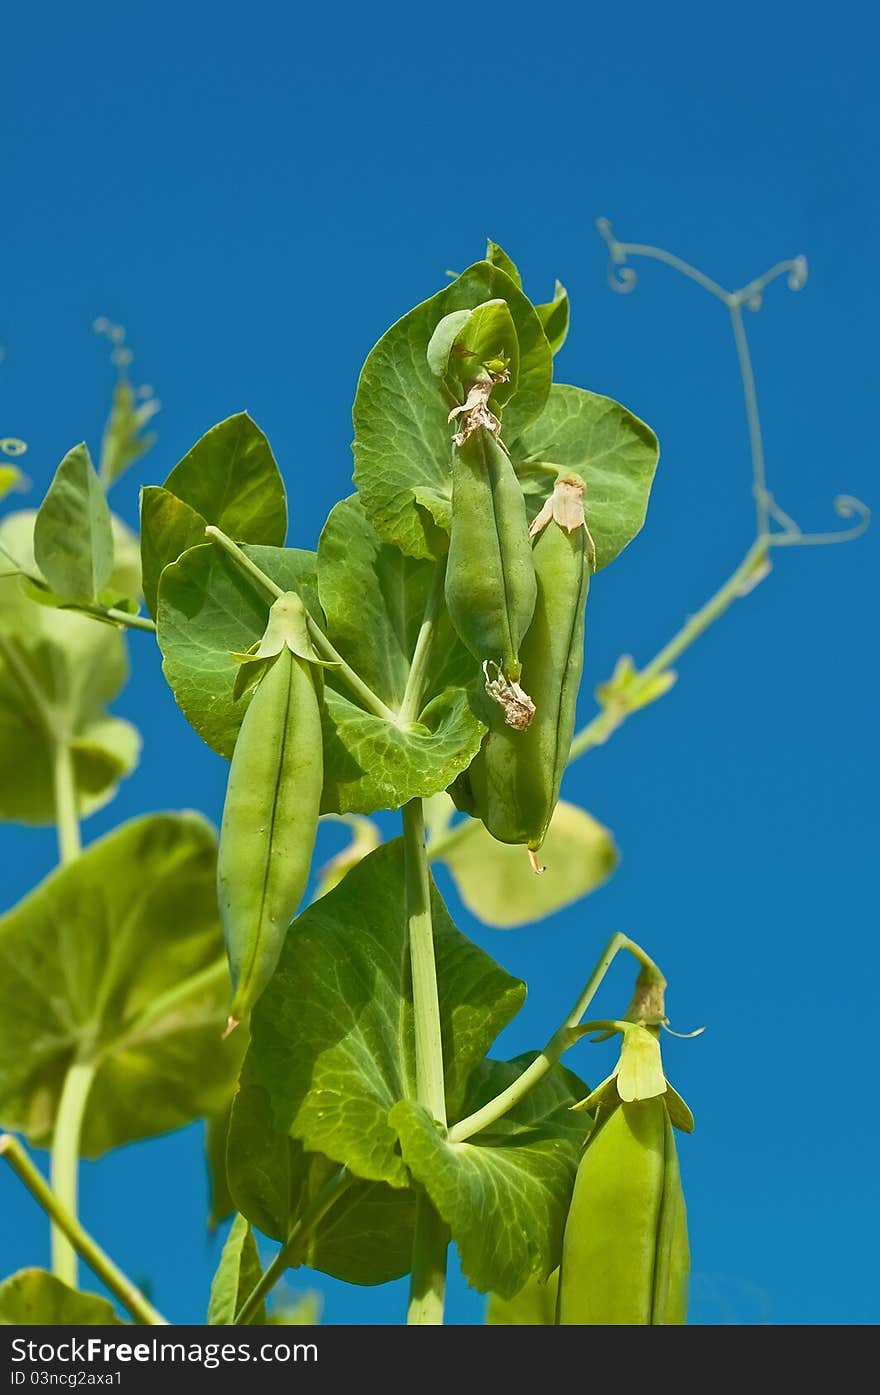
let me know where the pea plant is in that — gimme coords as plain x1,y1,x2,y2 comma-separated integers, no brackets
0,231,867,1327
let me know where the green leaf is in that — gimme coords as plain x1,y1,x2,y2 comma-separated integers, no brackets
0,1270,123,1325
312,814,381,900
391,1056,588,1298
207,1214,266,1324
249,840,525,1188
434,801,619,928
156,541,319,757
140,485,208,617
270,1292,322,1324
158,522,484,813
486,1270,558,1324
427,301,520,409
33,444,113,603
108,515,143,603
0,813,243,1154
536,281,570,355
205,1100,236,1231
0,512,140,825
316,495,484,811
353,259,552,558
486,241,522,287
595,653,677,715
512,385,660,572
99,379,160,488
228,1065,415,1286
0,464,27,501
162,413,287,546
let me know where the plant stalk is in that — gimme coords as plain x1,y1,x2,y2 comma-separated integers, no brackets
568,541,768,764
52,739,82,864
407,1193,450,1326
234,1167,352,1324
398,561,445,726
50,1059,96,1285
0,1134,166,1325
402,798,448,1323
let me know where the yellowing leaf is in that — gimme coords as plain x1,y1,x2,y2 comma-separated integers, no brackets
434,800,618,928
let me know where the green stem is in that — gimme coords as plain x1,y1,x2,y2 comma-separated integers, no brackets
407,1193,450,1326
0,1133,167,1325
52,739,82,864
403,801,447,1126
102,607,156,632
204,525,396,722
398,562,445,726
204,525,284,600
568,540,768,765
729,301,770,537
402,798,448,1324
449,933,660,1143
50,1060,96,1284
234,1168,352,1324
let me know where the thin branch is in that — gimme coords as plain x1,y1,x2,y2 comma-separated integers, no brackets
0,1133,167,1326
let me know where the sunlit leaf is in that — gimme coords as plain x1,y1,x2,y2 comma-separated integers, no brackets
207,1214,265,1324
248,840,525,1187
434,801,619,928
0,512,139,824
513,385,659,572
33,444,113,603
0,1271,123,1325
353,259,551,558
0,814,243,1154
162,413,287,546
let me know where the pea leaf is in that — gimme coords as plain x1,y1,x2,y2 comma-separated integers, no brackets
249,840,525,1188
33,444,113,603
486,1270,559,1324
353,259,552,559
140,486,208,618
99,378,160,489
486,241,522,287
0,464,28,501
207,1214,266,1324
157,524,484,814
536,281,570,355
390,1056,588,1299
156,542,320,757
162,413,287,546
227,1066,416,1286
0,813,243,1155
434,801,619,928
511,385,659,572
205,1100,236,1231
271,1293,322,1324
0,1271,123,1325
0,512,140,824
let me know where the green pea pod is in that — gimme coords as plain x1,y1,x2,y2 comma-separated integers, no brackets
444,425,537,686
557,1097,689,1325
218,594,325,1028
467,477,590,851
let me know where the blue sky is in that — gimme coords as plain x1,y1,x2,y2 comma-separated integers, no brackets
2,0,877,1325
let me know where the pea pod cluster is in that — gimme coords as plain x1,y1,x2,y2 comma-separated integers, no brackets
444,423,537,690
217,592,327,1028
558,1025,693,1326
462,476,591,852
